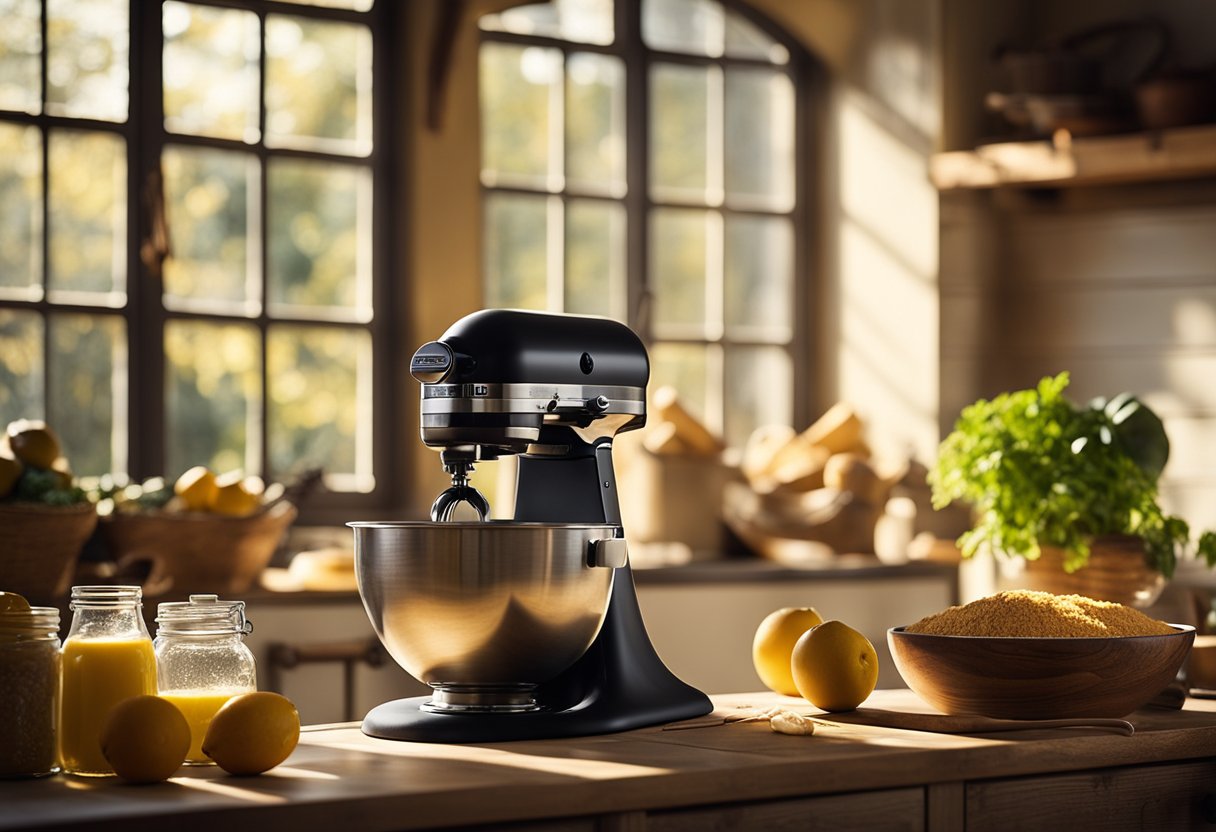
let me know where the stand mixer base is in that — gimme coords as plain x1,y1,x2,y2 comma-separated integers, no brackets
363,690,709,744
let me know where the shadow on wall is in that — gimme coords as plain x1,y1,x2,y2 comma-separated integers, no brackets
745,0,943,464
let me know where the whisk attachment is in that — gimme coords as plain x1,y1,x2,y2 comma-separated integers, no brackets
430,457,491,522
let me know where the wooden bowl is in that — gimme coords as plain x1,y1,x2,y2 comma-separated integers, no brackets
888,624,1195,719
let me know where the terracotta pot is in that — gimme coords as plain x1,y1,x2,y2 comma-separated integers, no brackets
1021,534,1165,608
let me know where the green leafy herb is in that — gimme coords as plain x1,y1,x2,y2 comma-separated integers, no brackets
12,467,85,506
929,372,1216,577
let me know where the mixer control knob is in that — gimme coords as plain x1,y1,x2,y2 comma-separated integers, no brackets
588,395,611,414
411,342,455,383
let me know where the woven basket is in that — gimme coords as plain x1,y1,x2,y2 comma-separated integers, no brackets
0,502,99,604
102,501,297,596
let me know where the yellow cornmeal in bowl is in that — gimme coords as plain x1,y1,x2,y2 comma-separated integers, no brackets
905,590,1177,638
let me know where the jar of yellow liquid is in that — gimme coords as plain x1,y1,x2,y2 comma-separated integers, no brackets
0,595,61,778
60,585,157,776
154,595,256,765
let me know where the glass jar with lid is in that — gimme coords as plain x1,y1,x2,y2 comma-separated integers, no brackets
60,585,158,776
0,598,61,778
154,594,256,765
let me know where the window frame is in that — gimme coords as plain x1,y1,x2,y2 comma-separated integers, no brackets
477,0,821,437
0,0,403,526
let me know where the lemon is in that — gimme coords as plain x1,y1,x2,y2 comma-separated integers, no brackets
100,695,191,783
202,691,300,775
0,592,31,613
211,471,262,517
0,453,22,499
6,419,61,470
752,607,824,696
791,620,878,712
175,465,218,512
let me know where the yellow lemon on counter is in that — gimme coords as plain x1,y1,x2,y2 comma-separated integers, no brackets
752,607,824,696
211,471,262,517
202,691,300,775
0,591,31,613
6,419,61,470
174,465,218,512
791,620,878,712
100,695,191,783
0,453,22,499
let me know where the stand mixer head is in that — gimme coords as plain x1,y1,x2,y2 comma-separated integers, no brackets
351,309,710,742
411,308,648,523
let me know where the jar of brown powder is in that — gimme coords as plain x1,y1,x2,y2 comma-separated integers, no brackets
0,603,61,778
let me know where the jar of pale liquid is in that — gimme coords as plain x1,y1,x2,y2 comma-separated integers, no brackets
60,586,157,776
0,601,61,778
155,594,256,765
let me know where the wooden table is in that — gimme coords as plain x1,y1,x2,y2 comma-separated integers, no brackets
4,689,1216,831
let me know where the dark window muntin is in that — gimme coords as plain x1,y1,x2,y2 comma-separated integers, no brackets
477,0,820,431
0,0,404,525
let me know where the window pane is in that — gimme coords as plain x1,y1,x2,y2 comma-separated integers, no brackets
48,129,126,300
725,215,792,337
0,309,44,425
0,123,42,298
165,320,260,478
725,345,790,449
724,9,789,64
650,342,709,426
266,16,373,156
481,43,557,187
0,0,41,114
484,191,548,310
481,0,614,47
267,159,371,320
49,313,125,476
725,67,794,210
649,63,711,203
268,325,370,491
642,0,723,57
649,207,710,330
163,145,257,314
566,52,625,195
46,0,128,122
566,199,625,320
163,1,260,142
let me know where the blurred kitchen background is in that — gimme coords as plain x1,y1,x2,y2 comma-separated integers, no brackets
2,0,1215,722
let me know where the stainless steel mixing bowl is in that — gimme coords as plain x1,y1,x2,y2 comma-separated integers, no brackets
350,521,626,712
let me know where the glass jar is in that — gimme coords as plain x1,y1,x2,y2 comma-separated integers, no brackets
155,594,256,765
60,585,157,776
0,604,61,778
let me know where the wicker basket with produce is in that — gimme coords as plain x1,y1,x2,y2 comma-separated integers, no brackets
0,420,98,603
99,466,299,595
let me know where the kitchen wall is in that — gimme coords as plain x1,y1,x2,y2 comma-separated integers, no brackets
939,0,1216,536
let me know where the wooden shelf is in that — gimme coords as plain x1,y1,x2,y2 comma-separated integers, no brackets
931,123,1216,190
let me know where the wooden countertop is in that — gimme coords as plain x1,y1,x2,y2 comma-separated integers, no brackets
5,689,1216,831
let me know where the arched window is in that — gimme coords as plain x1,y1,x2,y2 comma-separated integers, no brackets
478,0,813,446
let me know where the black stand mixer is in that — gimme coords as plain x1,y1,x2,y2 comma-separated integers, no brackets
351,309,712,742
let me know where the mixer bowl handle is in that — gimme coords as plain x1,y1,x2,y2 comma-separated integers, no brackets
588,538,628,569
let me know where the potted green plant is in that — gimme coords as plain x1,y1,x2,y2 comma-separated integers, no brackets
929,372,1216,604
